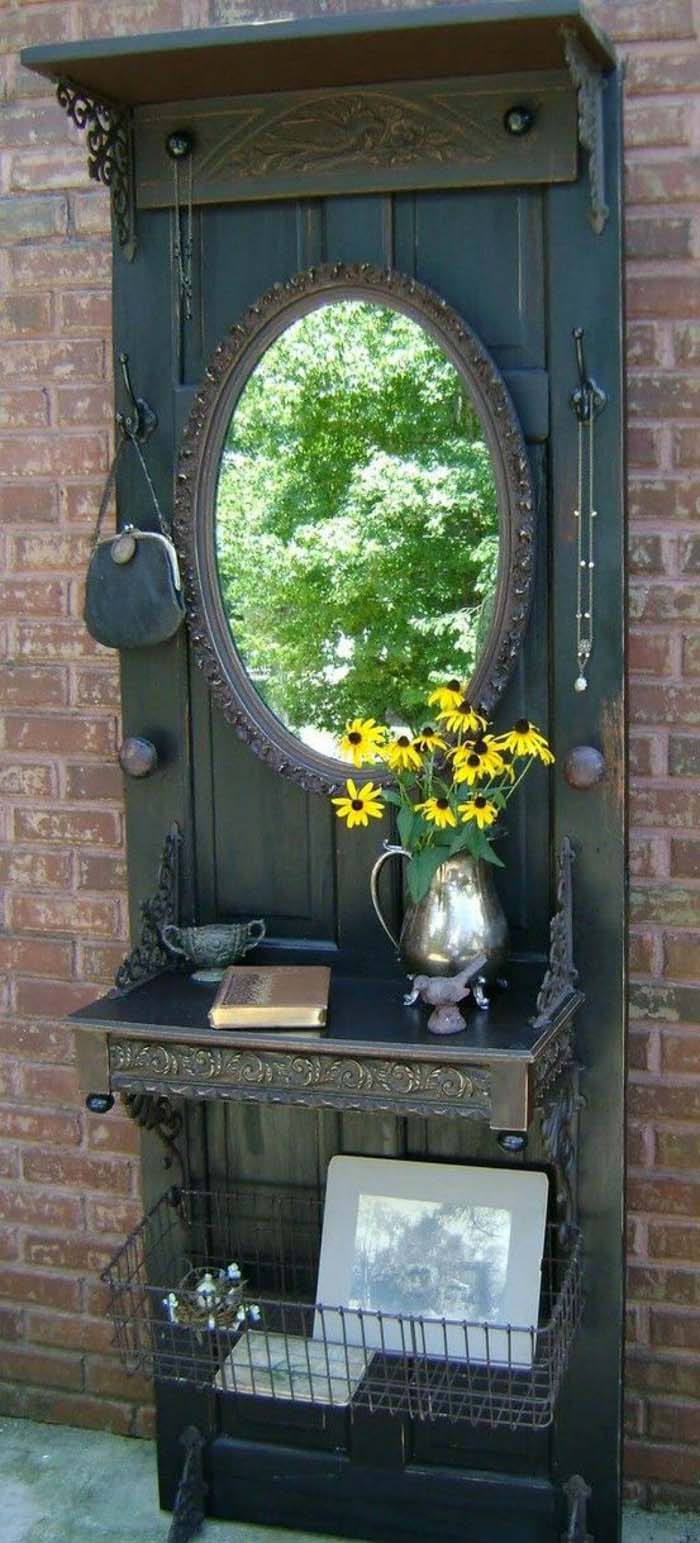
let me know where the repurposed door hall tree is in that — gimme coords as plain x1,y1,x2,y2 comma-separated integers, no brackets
24,6,625,1541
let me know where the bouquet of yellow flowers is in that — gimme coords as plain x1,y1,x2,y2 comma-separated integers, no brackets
331,681,554,905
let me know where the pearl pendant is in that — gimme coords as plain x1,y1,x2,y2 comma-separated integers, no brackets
574,675,588,693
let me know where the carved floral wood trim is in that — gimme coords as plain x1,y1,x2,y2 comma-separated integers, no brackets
203,89,501,182
174,263,536,793
110,1037,492,1121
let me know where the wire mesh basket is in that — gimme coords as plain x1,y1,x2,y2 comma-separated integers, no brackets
102,1184,582,1431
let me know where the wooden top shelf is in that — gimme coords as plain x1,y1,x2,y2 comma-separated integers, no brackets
22,1,615,107
71,961,581,1132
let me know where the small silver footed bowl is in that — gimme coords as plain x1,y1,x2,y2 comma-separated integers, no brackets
161,919,266,970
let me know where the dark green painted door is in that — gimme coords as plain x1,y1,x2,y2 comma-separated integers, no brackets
113,97,624,1536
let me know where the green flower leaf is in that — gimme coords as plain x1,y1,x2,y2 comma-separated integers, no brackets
397,804,418,850
447,824,479,857
406,847,447,904
474,832,504,866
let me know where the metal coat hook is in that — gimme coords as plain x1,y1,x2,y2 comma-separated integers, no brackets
569,328,607,422
116,352,158,443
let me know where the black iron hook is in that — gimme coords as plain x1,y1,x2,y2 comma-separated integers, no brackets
569,328,607,423
116,351,158,443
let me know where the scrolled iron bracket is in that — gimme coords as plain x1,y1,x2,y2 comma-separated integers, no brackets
563,29,609,235
56,78,136,258
532,837,580,1029
541,1065,583,1242
111,823,181,995
121,1090,183,1176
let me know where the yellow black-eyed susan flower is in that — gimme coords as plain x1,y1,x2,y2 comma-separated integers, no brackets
331,780,384,830
427,679,464,713
498,749,516,783
412,726,447,754
383,734,423,773
452,735,505,783
416,796,457,830
338,717,387,767
458,796,498,830
437,698,487,735
493,719,554,763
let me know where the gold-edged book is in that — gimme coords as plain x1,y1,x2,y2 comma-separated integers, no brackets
208,964,330,1031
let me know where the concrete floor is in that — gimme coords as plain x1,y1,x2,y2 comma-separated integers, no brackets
0,1416,698,1543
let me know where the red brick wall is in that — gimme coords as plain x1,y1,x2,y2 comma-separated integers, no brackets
0,0,699,1502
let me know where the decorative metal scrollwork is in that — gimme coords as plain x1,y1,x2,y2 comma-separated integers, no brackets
56,79,135,257
563,29,609,235
533,837,579,1028
167,1426,206,1543
112,824,181,995
541,1066,582,1242
121,1091,183,1174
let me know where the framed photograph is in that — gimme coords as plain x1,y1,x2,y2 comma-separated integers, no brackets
315,1156,549,1368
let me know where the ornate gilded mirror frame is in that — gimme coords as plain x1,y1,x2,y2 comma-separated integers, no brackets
174,262,536,793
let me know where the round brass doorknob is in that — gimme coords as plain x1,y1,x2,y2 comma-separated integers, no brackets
564,745,605,789
118,736,158,778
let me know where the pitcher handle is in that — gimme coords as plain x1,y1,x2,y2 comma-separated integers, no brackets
243,919,266,951
369,843,411,950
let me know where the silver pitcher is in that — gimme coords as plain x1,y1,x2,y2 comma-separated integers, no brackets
370,845,509,981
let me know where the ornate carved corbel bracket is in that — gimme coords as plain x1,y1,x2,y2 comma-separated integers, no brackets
56,79,136,258
563,29,609,235
112,823,181,995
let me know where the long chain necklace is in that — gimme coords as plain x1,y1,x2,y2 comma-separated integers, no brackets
166,132,194,332
574,402,596,693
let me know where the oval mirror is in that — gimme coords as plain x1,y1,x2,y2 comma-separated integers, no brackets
175,266,535,793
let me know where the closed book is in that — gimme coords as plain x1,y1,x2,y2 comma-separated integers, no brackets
208,964,330,1030
215,1331,372,1404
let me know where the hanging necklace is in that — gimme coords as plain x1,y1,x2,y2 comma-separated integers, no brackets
574,406,596,693
570,329,606,695
166,131,194,331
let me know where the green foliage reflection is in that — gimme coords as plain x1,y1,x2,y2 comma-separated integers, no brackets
215,300,499,750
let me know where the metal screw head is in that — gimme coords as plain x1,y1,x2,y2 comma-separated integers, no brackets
497,1132,527,1154
86,1093,115,1114
503,104,536,137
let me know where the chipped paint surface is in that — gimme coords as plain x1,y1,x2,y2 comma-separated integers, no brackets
600,693,625,815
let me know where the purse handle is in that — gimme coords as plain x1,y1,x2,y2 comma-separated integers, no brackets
91,428,170,552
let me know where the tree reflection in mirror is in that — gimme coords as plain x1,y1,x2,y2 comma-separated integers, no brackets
215,299,500,765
